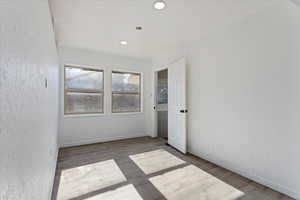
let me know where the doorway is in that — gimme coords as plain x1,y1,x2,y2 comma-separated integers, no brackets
156,69,168,139
153,58,187,153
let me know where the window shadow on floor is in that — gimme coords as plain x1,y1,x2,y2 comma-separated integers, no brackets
51,137,293,200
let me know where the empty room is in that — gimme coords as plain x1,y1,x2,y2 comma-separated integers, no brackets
1,0,300,200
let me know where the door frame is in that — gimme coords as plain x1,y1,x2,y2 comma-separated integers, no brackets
151,57,186,142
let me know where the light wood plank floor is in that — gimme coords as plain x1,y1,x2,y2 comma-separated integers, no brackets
52,137,294,200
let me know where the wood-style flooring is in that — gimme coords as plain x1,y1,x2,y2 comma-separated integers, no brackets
51,137,294,200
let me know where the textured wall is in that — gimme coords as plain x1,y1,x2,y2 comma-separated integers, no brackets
0,0,59,199
152,1,300,199
58,47,153,147
186,2,300,198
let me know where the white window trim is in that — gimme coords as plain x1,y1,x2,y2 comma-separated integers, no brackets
64,64,105,115
111,70,143,114
62,64,144,117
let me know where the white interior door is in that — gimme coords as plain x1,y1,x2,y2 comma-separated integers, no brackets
168,58,187,154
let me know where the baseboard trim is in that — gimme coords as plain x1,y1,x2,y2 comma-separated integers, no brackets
60,134,148,148
189,149,299,200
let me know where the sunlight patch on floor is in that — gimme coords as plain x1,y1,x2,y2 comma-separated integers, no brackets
84,184,143,200
150,165,244,200
56,159,127,200
129,149,185,174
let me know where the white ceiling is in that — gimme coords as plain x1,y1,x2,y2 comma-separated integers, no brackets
50,0,282,59
290,0,300,7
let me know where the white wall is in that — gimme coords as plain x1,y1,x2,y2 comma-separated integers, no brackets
0,0,59,200
153,1,300,199
59,47,153,147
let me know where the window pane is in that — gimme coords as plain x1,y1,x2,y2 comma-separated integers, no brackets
112,94,140,112
65,92,103,114
112,72,140,92
65,67,103,90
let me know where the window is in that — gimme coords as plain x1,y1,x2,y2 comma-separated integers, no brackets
112,71,141,113
64,65,104,115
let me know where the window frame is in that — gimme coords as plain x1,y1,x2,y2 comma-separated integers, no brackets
111,71,142,113
64,65,104,115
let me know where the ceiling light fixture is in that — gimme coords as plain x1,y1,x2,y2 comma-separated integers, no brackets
120,40,128,46
153,0,166,10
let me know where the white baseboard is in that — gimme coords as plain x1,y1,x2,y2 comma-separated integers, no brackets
60,134,148,148
189,149,299,200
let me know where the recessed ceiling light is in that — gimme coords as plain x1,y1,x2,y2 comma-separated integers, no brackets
153,0,166,10
120,40,128,45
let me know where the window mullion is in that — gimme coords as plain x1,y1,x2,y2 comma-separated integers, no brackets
66,89,103,94
112,91,140,95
